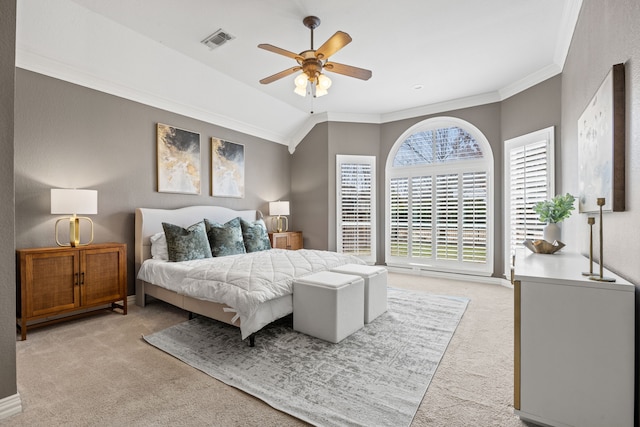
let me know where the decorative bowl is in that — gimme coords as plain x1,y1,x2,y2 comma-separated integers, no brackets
522,239,565,254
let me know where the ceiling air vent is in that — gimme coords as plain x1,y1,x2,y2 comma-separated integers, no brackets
201,29,235,50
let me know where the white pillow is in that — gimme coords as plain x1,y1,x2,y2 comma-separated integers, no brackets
150,232,169,260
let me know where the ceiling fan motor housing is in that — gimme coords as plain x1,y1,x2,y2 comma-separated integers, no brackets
298,50,324,81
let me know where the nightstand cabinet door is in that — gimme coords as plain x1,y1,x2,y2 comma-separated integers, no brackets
269,231,303,250
23,250,80,318
81,245,127,307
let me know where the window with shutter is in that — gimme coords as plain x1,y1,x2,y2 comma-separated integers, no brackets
386,117,493,276
337,155,376,264
504,127,554,276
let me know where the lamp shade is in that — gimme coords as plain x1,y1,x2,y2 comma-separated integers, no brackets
51,189,98,215
269,201,290,216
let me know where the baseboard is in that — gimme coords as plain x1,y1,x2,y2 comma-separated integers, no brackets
385,265,512,287
0,393,22,421
127,295,137,306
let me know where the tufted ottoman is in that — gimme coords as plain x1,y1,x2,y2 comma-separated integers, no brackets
293,271,364,343
330,264,388,323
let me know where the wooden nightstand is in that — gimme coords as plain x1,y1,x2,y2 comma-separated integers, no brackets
269,231,303,250
16,243,127,340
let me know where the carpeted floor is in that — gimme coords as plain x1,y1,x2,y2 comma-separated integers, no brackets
4,272,531,427
144,289,469,427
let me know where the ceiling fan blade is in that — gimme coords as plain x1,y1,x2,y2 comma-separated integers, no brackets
324,62,372,80
315,31,352,59
259,67,302,84
258,44,302,61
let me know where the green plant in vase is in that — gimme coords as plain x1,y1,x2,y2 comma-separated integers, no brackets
533,193,576,243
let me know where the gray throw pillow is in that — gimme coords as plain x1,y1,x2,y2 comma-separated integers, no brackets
162,221,212,262
240,218,272,252
205,217,246,257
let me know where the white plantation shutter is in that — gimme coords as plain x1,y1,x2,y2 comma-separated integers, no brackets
337,155,376,263
389,177,409,257
435,174,459,260
462,172,488,263
410,176,433,258
504,127,554,276
386,117,493,276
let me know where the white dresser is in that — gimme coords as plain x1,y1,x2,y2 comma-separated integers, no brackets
514,251,635,427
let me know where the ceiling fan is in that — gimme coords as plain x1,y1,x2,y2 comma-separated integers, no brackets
258,16,372,97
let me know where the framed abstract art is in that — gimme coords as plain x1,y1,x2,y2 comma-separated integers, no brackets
156,123,201,194
577,63,625,213
211,137,245,198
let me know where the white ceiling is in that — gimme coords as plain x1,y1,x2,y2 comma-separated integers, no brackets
16,0,582,151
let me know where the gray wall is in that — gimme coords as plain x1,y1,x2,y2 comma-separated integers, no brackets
0,0,17,402
291,121,381,253
291,122,329,250
293,84,563,278
502,75,563,189
561,0,640,285
293,103,509,276
14,70,292,295
561,0,640,412
327,122,381,254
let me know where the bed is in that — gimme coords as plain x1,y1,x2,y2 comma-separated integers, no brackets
135,205,364,345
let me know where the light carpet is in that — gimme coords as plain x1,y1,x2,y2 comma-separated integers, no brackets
143,288,469,427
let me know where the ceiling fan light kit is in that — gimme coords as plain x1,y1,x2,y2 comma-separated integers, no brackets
258,16,371,98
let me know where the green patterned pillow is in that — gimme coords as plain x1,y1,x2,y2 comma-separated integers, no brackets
205,217,246,257
240,218,272,252
162,221,212,262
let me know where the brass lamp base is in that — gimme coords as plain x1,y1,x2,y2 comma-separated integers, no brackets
271,215,289,233
55,215,94,247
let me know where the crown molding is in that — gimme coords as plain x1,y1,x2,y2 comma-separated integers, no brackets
288,91,510,152
16,45,292,146
499,63,563,100
554,0,584,68
19,43,567,155
380,92,502,124
17,0,583,155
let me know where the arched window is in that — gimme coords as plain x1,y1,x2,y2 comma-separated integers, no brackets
386,117,494,276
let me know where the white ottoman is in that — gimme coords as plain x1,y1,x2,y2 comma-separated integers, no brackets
293,271,364,343
330,264,388,323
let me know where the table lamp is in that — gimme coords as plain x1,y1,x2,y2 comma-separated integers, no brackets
51,188,98,247
269,201,289,232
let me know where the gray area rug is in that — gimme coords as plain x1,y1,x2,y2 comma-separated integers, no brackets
143,288,469,427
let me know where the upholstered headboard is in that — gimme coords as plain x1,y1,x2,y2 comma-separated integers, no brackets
134,205,258,272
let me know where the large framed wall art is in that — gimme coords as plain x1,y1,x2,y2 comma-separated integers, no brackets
577,63,625,213
211,137,245,198
156,123,201,194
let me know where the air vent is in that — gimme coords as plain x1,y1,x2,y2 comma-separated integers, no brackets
201,29,235,50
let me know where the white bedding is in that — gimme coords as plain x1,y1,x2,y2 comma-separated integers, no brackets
137,248,365,338
137,258,207,292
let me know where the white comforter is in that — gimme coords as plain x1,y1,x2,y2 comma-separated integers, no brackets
139,249,365,338
180,249,364,320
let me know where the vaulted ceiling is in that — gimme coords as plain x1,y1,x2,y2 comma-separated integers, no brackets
16,0,582,151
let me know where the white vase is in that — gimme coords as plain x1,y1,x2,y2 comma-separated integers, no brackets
543,222,562,243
